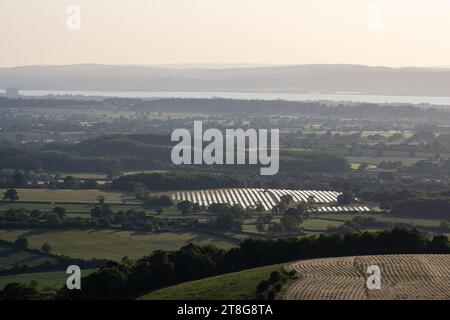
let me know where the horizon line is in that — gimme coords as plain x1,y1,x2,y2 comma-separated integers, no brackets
2,63,450,70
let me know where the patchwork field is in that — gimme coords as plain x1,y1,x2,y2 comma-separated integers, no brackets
0,229,238,261
284,254,450,300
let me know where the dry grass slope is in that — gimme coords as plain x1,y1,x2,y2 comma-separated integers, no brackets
284,254,450,300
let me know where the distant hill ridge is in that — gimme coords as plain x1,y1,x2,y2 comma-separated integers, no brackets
2,64,450,96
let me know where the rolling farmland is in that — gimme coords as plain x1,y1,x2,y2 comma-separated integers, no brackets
172,188,371,213
0,229,238,261
284,254,450,300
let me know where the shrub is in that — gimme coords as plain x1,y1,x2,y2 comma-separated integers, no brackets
256,280,271,293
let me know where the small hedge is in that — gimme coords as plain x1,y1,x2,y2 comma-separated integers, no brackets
254,270,296,300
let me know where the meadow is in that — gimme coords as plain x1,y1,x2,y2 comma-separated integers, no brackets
0,243,56,270
59,172,108,180
140,263,284,300
0,269,96,290
0,229,238,261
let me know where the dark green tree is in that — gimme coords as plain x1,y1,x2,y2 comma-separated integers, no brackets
1,283,37,300
14,237,28,249
3,188,19,202
177,200,192,214
41,243,52,254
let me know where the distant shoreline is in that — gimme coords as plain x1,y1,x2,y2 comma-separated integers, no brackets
11,90,450,107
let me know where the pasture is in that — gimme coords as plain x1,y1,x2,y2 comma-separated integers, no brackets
0,243,56,270
60,172,108,180
0,229,238,261
0,269,96,290
140,263,284,300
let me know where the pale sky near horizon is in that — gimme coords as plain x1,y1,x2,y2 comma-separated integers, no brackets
1,0,450,68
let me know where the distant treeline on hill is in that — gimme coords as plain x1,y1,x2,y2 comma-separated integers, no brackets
391,197,450,219
0,134,349,174
0,97,99,108
3,96,450,119
111,171,247,191
360,189,450,219
106,98,450,120
55,228,449,300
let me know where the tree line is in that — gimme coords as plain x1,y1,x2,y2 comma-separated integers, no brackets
45,228,449,300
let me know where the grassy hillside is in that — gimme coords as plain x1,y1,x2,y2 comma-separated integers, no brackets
140,263,284,300
0,242,56,270
66,134,171,160
0,229,238,261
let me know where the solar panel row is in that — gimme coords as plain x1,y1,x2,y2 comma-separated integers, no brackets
170,188,367,212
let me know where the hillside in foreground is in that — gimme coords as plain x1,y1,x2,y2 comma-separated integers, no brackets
139,263,284,300
284,254,450,300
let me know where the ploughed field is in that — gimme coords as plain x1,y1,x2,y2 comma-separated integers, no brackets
172,188,371,213
284,254,450,300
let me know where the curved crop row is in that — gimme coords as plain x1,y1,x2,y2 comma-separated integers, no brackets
284,254,450,300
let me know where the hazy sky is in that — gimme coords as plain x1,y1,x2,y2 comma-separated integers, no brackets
1,0,450,68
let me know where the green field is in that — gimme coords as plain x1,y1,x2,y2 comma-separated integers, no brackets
0,243,56,270
298,214,444,233
140,263,284,300
302,218,344,231
0,188,135,204
0,269,96,290
239,214,444,235
310,214,371,221
0,229,238,261
374,215,443,227
59,172,108,179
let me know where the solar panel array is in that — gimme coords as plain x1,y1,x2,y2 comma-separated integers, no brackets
316,206,371,213
171,188,371,213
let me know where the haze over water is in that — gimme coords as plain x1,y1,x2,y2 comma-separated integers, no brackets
16,90,450,107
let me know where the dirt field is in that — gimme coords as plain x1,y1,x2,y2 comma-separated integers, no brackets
284,254,450,300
